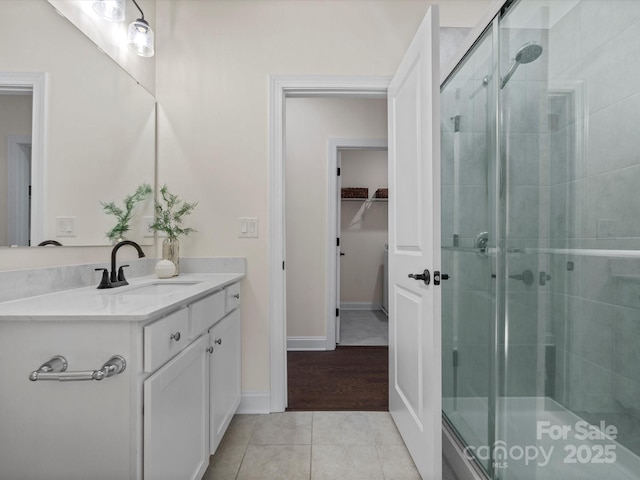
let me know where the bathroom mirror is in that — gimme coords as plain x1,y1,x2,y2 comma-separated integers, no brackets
0,0,155,247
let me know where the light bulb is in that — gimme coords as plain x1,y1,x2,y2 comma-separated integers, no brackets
127,18,155,57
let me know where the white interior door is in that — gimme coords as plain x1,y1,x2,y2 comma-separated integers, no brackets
387,6,442,479
7,135,32,246
336,150,342,344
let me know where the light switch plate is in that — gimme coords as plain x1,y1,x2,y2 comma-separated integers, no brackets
143,216,155,238
56,216,76,237
239,217,259,238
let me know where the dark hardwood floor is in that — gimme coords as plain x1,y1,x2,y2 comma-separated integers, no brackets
286,346,388,411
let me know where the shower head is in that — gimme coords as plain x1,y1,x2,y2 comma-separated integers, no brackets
515,41,543,63
500,41,543,89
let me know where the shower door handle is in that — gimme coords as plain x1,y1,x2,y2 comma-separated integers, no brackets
408,269,430,285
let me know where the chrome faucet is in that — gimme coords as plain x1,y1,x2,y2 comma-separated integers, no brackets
96,240,145,289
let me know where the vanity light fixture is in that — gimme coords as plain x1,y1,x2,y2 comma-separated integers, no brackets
92,0,126,22
127,0,155,57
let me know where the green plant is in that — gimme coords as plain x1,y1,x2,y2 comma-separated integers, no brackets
101,183,152,241
150,184,198,240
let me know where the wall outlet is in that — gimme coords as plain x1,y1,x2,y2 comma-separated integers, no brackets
56,216,76,237
239,217,259,238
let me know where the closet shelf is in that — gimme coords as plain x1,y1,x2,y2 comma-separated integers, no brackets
341,198,388,202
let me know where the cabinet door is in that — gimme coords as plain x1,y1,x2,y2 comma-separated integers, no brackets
144,335,209,480
209,308,241,454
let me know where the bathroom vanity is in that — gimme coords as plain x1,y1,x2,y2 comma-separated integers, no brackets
0,272,243,480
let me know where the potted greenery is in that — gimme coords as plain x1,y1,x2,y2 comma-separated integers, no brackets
101,183,152,243
150,184,198,275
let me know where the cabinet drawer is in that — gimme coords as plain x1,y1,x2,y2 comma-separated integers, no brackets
144,308,189,372
189,290,225,340
225,282,241,313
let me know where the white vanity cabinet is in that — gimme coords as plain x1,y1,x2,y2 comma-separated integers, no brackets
143,282,242,479
0,272,243,480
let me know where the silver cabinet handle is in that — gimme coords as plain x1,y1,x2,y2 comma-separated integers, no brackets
29,355,126,382
233,293,240,299
206,346,214,354
214,338,222,345
170,332,181,341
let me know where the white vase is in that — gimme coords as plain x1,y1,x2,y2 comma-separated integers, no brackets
162,238,180,276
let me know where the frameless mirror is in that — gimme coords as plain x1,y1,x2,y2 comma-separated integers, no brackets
0,0,155,247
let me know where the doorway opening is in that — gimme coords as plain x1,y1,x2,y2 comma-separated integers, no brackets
335,144,388,346
270,76,391,412
284,97,388,353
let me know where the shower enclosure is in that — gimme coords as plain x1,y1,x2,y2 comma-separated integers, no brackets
441,0,640,478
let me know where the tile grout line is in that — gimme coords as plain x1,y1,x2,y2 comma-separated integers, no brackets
374,413,392,480
310,412,314,480
234,416,257,480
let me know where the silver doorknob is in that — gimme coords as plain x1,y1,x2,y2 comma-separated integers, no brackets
408,269,430,285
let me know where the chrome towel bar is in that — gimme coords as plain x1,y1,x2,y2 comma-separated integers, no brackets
29,355,126,382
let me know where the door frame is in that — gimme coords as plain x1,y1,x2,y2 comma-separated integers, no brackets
0,72,48,246
269,76,390,412
327,138,388,350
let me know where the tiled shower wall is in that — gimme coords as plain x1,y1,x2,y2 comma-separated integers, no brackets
545,1,640,453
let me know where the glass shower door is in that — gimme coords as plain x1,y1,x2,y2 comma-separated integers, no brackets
442,1,640,479
496,1,640,479
441,26,497,475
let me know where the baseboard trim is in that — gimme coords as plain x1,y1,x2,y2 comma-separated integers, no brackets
340,302,382,311
238,391,271,414
287,336,327,351
442,419,487,480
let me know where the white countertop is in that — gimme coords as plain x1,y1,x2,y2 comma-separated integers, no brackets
0,273,244,322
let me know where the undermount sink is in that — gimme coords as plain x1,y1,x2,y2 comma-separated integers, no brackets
111,281,202,296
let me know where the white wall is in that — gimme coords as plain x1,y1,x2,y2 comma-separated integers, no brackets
0,95,32,246
285,97,387,338
340,149,388,308
155,0,491,395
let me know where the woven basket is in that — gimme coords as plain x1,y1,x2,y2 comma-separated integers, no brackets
341,187,368,199
374,188,388,199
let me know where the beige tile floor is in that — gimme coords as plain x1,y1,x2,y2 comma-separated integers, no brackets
203,412,459,480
